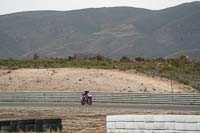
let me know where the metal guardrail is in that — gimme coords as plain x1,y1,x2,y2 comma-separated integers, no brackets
0,92,200,105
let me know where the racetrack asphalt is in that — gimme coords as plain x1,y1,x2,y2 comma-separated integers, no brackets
0,102,200,112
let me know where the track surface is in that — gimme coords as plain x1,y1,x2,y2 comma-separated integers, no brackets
0,102,200,112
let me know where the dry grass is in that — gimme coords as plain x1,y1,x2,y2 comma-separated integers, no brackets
0,108,200,133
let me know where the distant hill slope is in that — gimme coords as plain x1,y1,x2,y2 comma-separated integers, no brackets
169,49,200,61
0,2,200,59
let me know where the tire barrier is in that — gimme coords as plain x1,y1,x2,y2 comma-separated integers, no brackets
107,115,200,133
0,118,62,132
0,92,200,105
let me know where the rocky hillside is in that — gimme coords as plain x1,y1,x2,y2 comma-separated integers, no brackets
0,2,200,59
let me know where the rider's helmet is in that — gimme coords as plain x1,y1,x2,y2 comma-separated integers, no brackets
82,90,89,95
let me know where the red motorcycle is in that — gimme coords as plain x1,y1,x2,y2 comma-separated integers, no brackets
81,94,92,105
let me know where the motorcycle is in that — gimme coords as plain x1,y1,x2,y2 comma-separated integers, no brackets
81,94,92,105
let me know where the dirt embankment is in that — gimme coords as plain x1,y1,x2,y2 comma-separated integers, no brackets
0,68,195,93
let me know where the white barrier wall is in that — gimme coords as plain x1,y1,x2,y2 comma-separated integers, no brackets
106,115,200,133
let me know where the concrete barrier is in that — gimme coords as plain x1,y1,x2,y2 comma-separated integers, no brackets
107,115,200,133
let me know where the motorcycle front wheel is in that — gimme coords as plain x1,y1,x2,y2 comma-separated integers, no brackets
88,99,92,105
81,100,85,105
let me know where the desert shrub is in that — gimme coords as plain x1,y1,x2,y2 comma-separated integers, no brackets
120,56,131,62
135,57,145,62
33,54,39,60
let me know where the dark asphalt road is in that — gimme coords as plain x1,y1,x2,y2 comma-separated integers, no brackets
0,102,200,112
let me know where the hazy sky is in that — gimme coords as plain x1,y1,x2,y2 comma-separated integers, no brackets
0,0,199,15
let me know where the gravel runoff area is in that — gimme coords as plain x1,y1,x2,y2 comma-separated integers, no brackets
0,107,200,133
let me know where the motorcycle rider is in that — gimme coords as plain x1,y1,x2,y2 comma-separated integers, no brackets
82,90,89,101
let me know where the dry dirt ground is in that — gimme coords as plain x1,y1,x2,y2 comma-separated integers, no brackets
0,68,195,93
0,108,200,133
0,68,198,133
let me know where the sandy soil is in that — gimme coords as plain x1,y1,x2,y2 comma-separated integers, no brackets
0,108,200,133
0,68,195,93
0,68,197,133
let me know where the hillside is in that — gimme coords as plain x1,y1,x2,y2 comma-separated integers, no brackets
0,56,199,91
0,2,200,59
0,68,195,93
169,49,200,60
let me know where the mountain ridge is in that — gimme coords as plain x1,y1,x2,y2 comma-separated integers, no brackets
0,2,200,60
